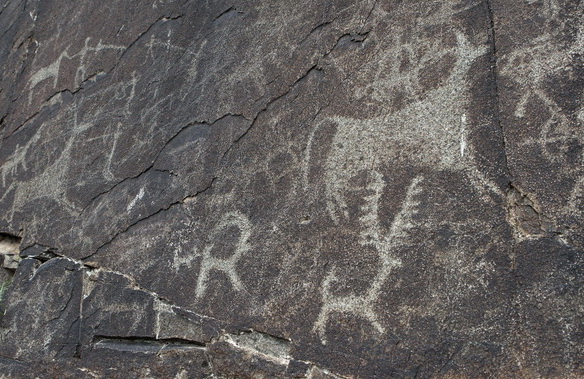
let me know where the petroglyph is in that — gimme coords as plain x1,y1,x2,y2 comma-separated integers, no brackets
351,2,489,105
195,211,252,298
0,70,150,230
304,32,501,223
314,174,423,342
521,0,561,14
503,28,584,160
27,38,127,103
0,133,40,188
186,40,208,82
126,187,145,212
460,114,468,158
1,0,582,375
0,118,92,222
28,53,66,92
145,34,186,60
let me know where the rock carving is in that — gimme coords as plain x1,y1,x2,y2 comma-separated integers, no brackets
314,173,423,342
195,211,251,298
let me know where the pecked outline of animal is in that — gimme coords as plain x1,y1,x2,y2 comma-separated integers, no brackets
304,32,503,223
313,172,423,342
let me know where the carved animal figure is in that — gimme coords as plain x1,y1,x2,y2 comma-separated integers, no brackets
305,32,500,223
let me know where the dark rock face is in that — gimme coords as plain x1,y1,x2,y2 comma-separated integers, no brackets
0,0,582,377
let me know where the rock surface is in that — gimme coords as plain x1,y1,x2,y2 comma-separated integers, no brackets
0,0,583,377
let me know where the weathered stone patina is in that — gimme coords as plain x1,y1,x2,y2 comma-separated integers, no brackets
0,0,582,377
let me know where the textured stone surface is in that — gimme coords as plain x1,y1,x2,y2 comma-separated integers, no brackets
0,0,582,377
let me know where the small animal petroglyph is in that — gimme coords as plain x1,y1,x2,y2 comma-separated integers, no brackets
27,38,127,103
313,173,423,342
503,30,584,161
